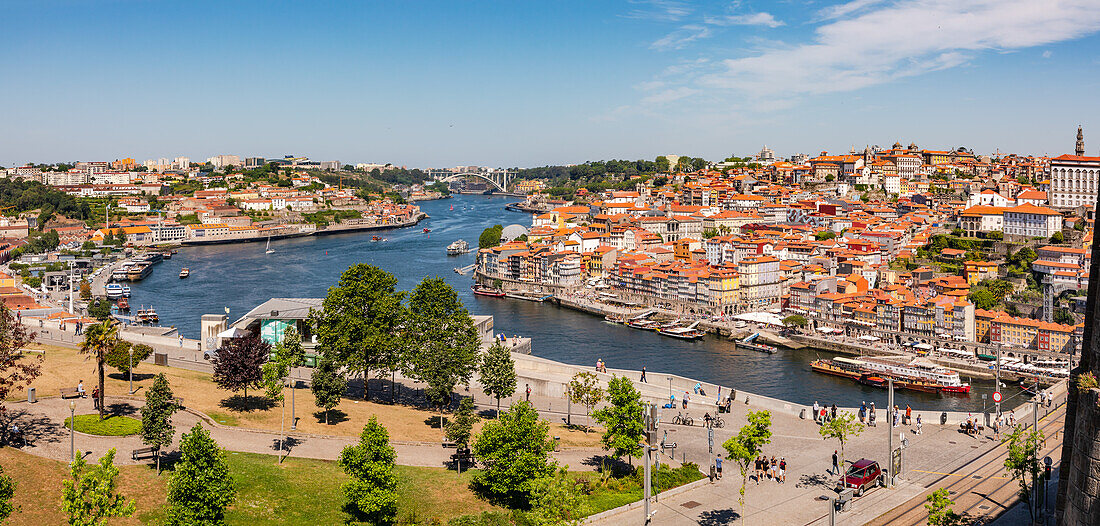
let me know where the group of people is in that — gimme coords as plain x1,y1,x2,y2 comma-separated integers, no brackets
812,401,838,424
595,359,607,373
76,379,101,409
754,455,787,484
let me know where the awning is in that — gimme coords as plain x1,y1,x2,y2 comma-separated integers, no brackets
216,327,251,339
858,335,879,341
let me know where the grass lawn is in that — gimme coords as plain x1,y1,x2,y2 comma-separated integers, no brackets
14,344,601,447
64,414,142,436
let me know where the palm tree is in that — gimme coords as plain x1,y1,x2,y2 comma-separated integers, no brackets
80,320,119,419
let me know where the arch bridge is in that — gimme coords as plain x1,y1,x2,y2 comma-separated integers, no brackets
437,171,515,192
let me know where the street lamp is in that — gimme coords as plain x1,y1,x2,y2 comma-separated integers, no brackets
69,401,76,464
668,376,673,404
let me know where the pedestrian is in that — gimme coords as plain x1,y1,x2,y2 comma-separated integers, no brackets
905,404,912,425
715,455,723,480
595,358,601,372
640,366,647,383
916,413,923,435
755,456,764,484
779,457,786,484
830,403,837,421
869,407,877,427
1009,410,1015,426
91,386,100,410
859,401,866,423
77,379,85,398
832,450,839,475
683,391,689,409
770,456,778,480
813,401,820,423
893,408,899,428
992,416,1000,440
525,383,531,402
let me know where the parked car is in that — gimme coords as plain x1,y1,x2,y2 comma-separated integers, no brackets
836,458,884,496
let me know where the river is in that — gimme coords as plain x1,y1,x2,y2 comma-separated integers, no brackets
126,194,1018,412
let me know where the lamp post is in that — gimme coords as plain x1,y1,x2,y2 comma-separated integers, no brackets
128,346,134,394
69,401,76,464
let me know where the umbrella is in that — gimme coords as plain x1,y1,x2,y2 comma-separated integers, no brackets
216,327,251,339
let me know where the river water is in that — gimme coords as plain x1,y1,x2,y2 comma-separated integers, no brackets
127,194,1016,412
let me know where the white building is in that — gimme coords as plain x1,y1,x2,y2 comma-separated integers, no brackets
1050,127,1100,209
1003,203,1063,239
208,155,241,169
173,157,191,170
882,174,900,195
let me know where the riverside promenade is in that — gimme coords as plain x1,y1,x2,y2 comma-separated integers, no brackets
25,323,1064,525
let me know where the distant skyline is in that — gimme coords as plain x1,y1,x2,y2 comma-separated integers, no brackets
3,0,1100,168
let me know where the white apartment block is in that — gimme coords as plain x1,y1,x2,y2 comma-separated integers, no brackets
1003,204,1063,239
1050,154,1100,209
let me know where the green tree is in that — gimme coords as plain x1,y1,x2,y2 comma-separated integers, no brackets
472,401,556,507
1002,425,1044,523
311,353,346,425
782,315,808,329
479,224,504,249
86,298,111,321
79,279,92,301
310,264,405,400
166,424,236,526
339,417,398,525
61,448,136,526
445,397,479,450
140,373,178,474
79,321,118,419
0,465,17,522
405,278,482,416
528,466,584,525
104,341,153,375
968,289,998,310
566,372,603,432
819,411,863,475
986,230,1004,240
479,341,517,417
1050,231,1064,244
723,410,772,524
925,487,966,526
592,375,644,463
815,231,837,241
655,156,670,173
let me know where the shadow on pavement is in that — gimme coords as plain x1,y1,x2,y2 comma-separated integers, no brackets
697,508,740,525
796,472,835,490
5,408,65,445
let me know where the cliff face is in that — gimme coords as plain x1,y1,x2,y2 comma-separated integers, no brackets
1057,198,1100,525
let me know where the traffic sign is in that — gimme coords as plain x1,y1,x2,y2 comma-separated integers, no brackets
993,391,1002,403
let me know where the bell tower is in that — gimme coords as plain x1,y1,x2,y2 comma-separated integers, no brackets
1076,126,1085,156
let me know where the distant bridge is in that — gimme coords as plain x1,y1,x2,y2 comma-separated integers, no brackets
437,171,515,192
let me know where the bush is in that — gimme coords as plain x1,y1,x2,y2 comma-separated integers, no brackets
632,462,704,492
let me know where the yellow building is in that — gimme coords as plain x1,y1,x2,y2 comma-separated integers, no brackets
963,260,998,285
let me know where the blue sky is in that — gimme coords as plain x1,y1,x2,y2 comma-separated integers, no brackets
3,0,1100,167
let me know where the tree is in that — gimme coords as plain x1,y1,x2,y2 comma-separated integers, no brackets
723,410,772,525
592,375,644,463
472,401,556,507
566,372,603,432
925,487,966,526
479,224,504,249
311,353,346,425
405,278,482,415
310,264,405,400
479,342,517,417
819,411,863,475
0,304,40,431
86,298,111,321
104,341,153,375
528,466,584,525
339,417,398,525
166,424,236,526
141,373,177,474
655,156,670,173
211,334,269,402
1002,425,1044,523
0,465,16,522
782,315,808,329
986,230,1004,240
79,279,92,301
61,448,136,526
79,321,118,419
1050,231,1064,244
445,397,479,450
815,231,837,241
968,289,998,310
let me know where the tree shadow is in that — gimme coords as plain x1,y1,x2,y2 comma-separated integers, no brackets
476,409,497,419
697,508,740,526
107,372,156,382
220,394,276,412
3,409,64,445
104,402,139,417
313,409,348,425
272,436,303,453
796,472,834,490
424,415,450,428
581,454,633,476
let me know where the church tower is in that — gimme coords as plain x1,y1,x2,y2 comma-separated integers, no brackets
1076,126,1085,156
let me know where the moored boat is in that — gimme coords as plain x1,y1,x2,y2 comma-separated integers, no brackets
122,285,131,297
447,239,470,255
658,326,706,340
117,297,130,311
105,283,123,299
127,262,153,281
810,357,969,394
179,268,190,279
471,285,506,297
423,228,431,233
134,307,159,324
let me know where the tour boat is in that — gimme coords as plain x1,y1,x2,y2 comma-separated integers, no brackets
116,297,130,311
810,357,970,394
657,326,706,340
143,252,164,264
179,268,190,279
111,262,135,281
736,333,778,354
161,251,172,260
126,262,153,281
105,283,124,299
447,239,471,255
471,285,506,297
134,307,159,324
626,319,661,331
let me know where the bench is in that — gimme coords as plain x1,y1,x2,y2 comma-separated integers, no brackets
450,447,474,470
131,446,159,460
442,440,458,449
60,387,81,399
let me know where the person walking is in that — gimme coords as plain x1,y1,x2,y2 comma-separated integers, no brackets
813,401,820,423
779,457,787,484
859,401,866,424
683,391,690,409
525,383,531,402
755,456,764,484
915,413,923,435
91,386,100,410
715,455,723,480
832,450,840,475
770,456,778,481
905,404,912,425
640,366,647,383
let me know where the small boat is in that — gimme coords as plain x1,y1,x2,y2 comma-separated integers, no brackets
179,268,190,279
471,285,506,297
265,237,275,254
450,204,454,211
658,327,706,340
447,239,470,255
423,228,432,233
626,319,661,331
105,283,123,299
161,251,172,260
134,307,159,324
372,236,383,242
117,298,130,311
122,285,131,297
736,333,778,354
143,252,163,264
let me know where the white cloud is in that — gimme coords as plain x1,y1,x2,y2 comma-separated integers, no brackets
651,25,712,50
704,12,785,28
1042,50,1053,58
698,0,1100,98
624,0,693,22
641,86,701,105
815,0,887,21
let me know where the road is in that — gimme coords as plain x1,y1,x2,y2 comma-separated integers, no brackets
868,399,1065,525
